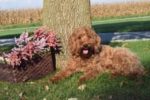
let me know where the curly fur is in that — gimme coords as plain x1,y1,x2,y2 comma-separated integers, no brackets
50,26,145,84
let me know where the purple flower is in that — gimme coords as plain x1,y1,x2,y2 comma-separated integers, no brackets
34,38,47,50
15,32,30,46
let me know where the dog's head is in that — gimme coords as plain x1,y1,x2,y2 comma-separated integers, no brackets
68,26,101,58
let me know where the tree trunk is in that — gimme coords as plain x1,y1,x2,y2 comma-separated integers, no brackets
43,0,91,58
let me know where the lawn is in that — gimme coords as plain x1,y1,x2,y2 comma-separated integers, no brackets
0,26,33,39
0,27,37,39
0,22,41,30
93,16,150,33
0,22,41,39
1,16,150,39
0,40,150,100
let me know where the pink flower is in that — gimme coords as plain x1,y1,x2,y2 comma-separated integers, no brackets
11,47,28,61
23,42,36,59
33,26,48,39
46,31,57,47
4,26,59,67
34,38,47,50
4,51,21,68
15,32,29,46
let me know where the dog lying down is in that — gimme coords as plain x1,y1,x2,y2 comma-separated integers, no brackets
50,26,145,84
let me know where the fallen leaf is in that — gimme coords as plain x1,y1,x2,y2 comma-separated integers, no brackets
68,98,78,100
28,82,35,84
122,43,128,47
19,91,26,100
19,92,23,97
4,87,8,90
78,84,86,91
120,81,128,87
45,85,49,91
43,98,47,100
108,95,112,99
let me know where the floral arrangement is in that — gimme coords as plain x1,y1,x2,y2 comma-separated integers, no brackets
4,26,60,68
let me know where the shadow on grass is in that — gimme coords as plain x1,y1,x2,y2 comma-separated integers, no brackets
0,45,14,54
93,20,150,33
0,32,34,39
0,34,20,39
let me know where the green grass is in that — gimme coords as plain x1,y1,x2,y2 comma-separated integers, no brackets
0,40,150,100
92,14,150,21
0,22,41,39
92,16,150,33
0,27,37,39
1,16,150,39
0,22,41,30
0,45,14,53
92,16,150,25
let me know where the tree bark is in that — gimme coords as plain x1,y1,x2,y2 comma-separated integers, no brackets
43,0,91,59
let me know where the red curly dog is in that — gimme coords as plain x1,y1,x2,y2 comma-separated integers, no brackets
50,26,145,84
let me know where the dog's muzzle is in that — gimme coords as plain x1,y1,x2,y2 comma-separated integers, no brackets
80,44,94,59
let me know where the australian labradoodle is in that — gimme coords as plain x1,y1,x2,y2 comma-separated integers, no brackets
50,26,145,84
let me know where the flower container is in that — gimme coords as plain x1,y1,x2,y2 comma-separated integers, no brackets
0,49,56,83
0,26,60,83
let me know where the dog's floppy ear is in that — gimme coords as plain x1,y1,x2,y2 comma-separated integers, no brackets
85,26,101,45
92,29,102,54
68,31,79,56
68,33,75,55
85,26,101,54
94,34,101,54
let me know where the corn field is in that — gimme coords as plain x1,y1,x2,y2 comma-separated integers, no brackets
1,2,150,25
0,9,42,25
91,2,150,19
